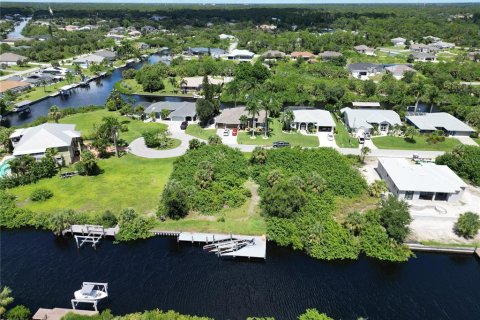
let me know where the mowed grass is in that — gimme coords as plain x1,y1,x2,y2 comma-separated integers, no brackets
372,135,462,151
59,109,166,143
185,124,217,140
115,78,190,97
15,77,81,103
10,155,175,215
334,118,359,148
237,119,319,147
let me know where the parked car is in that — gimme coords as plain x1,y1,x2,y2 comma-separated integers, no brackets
223,128,230,136
364,132,371,140
327,133,334,141
180,121,188,130
232,128,238,136
358,137,365,144
272,141,290,148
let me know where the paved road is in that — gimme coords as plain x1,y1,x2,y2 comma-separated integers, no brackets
129,121,448,159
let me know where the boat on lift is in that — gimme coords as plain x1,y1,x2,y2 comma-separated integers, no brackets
74,282,108,301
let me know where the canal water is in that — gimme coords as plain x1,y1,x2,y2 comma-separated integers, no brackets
6,17,31,39
1,230,479,320
3,55,182,127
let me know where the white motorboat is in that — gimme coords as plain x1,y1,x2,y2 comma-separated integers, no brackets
74,282,108,301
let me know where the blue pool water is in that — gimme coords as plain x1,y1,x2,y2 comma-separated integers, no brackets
0,158,11,177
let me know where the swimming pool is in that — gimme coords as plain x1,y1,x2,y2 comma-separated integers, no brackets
0,157,12,177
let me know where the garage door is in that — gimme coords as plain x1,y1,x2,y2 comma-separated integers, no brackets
318,126,332,132
171,116,184,121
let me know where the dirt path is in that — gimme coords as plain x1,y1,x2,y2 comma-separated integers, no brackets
244,179,260,217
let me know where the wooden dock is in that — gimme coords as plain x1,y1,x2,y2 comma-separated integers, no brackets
63,224,119,237
407,243,476,255
476,248,480,258
33,308,97,320
177,232,267,259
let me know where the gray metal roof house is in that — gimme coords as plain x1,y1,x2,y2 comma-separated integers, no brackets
291,108,336,132
145,101,197,121
340,107,401,136
406,113,475,136
377,157,467,203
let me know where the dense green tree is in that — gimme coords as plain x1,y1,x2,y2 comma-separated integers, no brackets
0,287,13,316
298,309,333,320
377,195,411,243
261,179,306,218
196,99,216,125
75,150,100,176
161,179,189,219
6,305,31,320
436,145,480,186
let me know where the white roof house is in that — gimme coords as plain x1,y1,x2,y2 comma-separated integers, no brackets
406,113,475,136
10,123,81,157
291,109,336,132
73,54,106,66
377,158,466,202
180,76,233,91
226,49,255,61
145,101,197,121
340,107,401,135
219,34,235,40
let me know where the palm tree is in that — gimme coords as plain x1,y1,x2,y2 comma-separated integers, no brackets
246,98,261,138
0,286,13,316
280,109,295,131
405,126,419,140
48,105,61,123
40,79,48,92
169,77,178,93
263,97,282,138
179,79,187,94
65,71,74,84
226,80,241,107
73,63,82,76
360,146,371,163
49,212,70,236
239,114,248,130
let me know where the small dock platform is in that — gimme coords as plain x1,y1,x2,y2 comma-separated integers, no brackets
63,225,119,249
407,243,476,254
33,308,97,320
177,232,267,259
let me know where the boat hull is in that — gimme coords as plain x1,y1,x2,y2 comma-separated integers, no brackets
74,290,108,301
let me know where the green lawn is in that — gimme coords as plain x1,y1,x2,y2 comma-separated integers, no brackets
473,137,480,146
15,77,81,103
237,119,319,147
10,155,175,215
7,64,35,71
334,118,359,148
59,109,166,143
115,78,190,97
372,135,462,151
185,124,217,140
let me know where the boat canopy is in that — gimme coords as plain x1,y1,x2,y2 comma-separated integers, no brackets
81,284,95,295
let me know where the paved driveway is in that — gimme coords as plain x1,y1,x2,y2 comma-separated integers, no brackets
217,128,238,145
363,138,378,150
454,136,478,146
317,132,337,148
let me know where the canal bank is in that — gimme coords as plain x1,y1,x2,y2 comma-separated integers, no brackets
2,229,480,320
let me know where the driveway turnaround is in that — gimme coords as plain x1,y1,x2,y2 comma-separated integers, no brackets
454,136,478,146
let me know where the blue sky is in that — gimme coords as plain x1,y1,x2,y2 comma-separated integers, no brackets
2,0,480,3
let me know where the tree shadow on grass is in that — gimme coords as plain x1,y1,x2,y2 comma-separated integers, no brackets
404,137,417,144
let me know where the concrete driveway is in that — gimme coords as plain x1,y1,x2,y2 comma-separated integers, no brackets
317,132,337,148
454,136,478,146
362,138,378,150
217,128,238,145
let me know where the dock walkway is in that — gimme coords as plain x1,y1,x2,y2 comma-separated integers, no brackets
63,224,119,237
407,243,476,254
33,308,97,320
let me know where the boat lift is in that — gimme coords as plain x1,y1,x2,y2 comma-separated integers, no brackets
73,225,106,249
203,237,255,256
71,282,108,311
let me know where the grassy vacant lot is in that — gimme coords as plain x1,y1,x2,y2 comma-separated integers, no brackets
157,181,266,235
115,78,190,97
185,124,217,140
59,109,166,143
237,119,319,147
15,77,81,103
10,155,175,215
372,135,462,151
334,118,359,148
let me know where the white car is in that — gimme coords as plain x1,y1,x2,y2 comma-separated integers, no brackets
358,137,365,144
327,133,334,141
223,129,230,136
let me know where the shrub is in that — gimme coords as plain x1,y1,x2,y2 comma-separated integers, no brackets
161,180,189,219
207,135,222,145
116,209,154,241
6,305,31,320
75,150,100,176
436,145,480,186
454,212,480,238
368,180,387,198
377,195,411,243
99,210,118,228
188,139,206,150
261,180,306,218
30,188,53,202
